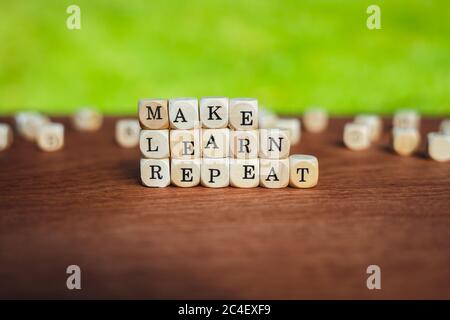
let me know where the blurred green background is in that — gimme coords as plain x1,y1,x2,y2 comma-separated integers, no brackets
0,0,449,115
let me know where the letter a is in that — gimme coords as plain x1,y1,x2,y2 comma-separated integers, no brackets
366,5,381,30
366,265,381,290
66,5,81,30
66,265,81,290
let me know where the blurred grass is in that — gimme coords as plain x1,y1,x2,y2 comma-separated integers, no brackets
0,0,449,115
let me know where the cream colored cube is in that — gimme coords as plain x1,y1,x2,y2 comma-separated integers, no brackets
275,118,301,145
392,127,420,156
37,123,64,152
259,158,289,189
440,119,450,135
427,132,450,162
259,128,290,159
230,130,259,159
72,107,103,131
201,158,230,188
139,129,169,159
115,119,140,148
138,98,169,129
303,107,328,133
15,112,50,141
343,123,370,151
0,123,13,151
354,114,382,141
230,158,259,188
201,128,230,158
200,97,229,129
169,98,199,129
140,158,170,187
259,107,279,129
171,159,201,187
170,129,201,159
289,154,319,188
393,109,420,129
229,98,258,130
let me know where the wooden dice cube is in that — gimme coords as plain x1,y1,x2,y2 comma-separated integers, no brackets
201,128,230,158
37,123,64,152
275,118,301,145
392,127,420,156
138,98,169,129
259,158,289,188
169,98,199,129
354,114,382,141
72,107,103,131
170,129,201,159
201,158,230,188
440,119,450,135
258,107,278,129
343,123,370,151
289,154,319,188
230,130,259,159
140,158,170,187
427,132,450,162
303,107,328,133
139,129,169,159
171,159,201,187
15,112,50,141
115,119,140,148
230,159,259,188
0,123,13,152
200,97,229,129
393,109,420,129
229,98,258,130
259,128,290,159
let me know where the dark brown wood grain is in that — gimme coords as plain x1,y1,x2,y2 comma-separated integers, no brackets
0,116,449,299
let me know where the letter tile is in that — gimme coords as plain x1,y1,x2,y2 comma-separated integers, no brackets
138,98,169,129
289,154,319,188
392,127,420,156
171,159,201,187
139,129,170,159
72,107,103,131
140,158,170,187
0,123,13,152
354,114,382,141
230,130,259,159
115,119,140,148
343,123,370,151
200,97,229,129
259,158,289,188
393,109,420,129
229,98,258,130
170,129,201,159
303,107,328,133
200,158,230,188
201,128,230,158
169,97,200,129
259,128,290,159
37,123,64,152
427,132,449,162
230,158,259,188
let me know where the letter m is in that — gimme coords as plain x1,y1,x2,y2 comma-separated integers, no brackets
146,105,162,120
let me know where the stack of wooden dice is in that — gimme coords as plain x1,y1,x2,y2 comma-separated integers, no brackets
138,97,319,188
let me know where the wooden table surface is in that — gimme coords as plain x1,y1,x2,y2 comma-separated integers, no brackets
0,116,449,299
